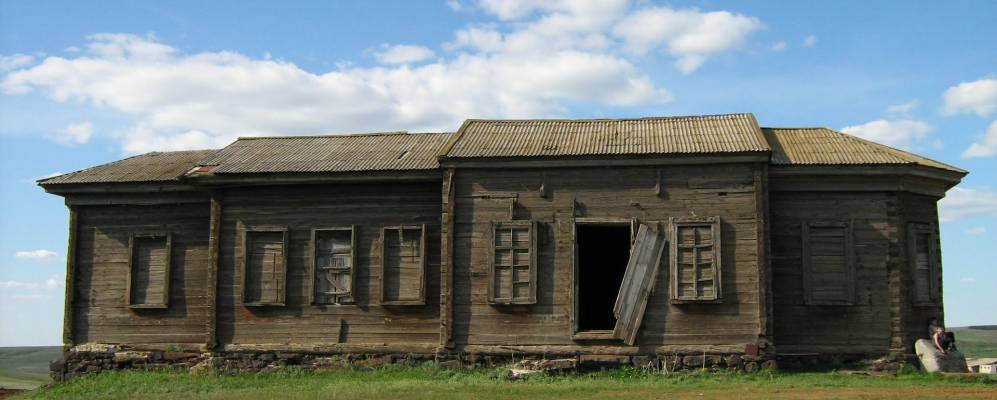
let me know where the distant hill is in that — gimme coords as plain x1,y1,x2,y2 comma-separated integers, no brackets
0,346,61,390
949,326,997,358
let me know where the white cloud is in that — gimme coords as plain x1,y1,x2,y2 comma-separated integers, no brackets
54,121,94,145
0,53,35,72
939,186,997,223
12,294,51,301
612,7,763,73
3,25,674,153
966,227,987,235
942,78,997,117
446,0,463,11
885,99,919,115
961,120,997,159
374,44,436,65
771,41,786,51
14,249,59,260
0,278,61,289
803,35,818,47
959,277,977,284
840,119,933,149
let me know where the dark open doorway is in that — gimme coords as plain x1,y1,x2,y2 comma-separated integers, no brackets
576,224,632,331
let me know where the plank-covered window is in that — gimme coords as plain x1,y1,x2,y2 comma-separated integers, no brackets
311,227,355,305
489,221,537,305
802,221,854,305
126,233,172,308
241,227,288,306
908,223,939,305
670,217,722,302
380,225,426,305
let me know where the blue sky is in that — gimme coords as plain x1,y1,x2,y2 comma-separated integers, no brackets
0,0,995,346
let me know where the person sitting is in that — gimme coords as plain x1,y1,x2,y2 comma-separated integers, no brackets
932,325,957,354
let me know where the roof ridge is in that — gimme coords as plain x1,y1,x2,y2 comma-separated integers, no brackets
462,112,755,123
234,131,453,140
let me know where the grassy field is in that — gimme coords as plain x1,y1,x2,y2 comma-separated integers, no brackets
11,365,997,400
951,326,997,358
0,347,60,390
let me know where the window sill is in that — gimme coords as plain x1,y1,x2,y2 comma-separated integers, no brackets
670,298,722,305
244,302,285,307
489,299,537,306
571,330,619,341
381,300,425,306
128,304,168,309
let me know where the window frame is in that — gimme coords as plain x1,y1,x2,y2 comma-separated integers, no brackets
125,232,172,309
669,216,723,303
488,220,538,305
309,226,357,306
907,222,939,306
801,220,855,306
379,224,427,306
240,226,289,307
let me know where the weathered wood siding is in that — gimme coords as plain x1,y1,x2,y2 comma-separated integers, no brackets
770,190,896,353
72,203,210,345
898,192,943,350
215,183,441,346
451,164,764,348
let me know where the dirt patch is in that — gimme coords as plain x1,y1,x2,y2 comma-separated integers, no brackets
0,388,26,399
597,387,997,400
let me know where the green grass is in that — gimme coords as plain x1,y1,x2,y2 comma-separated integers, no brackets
950,326,997,358
14,365,997,400
0,347,61,390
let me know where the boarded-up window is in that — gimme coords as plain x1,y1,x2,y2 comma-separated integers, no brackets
489,221,537,305
613,223,666,345
802,221,854,305
312,227,355,305
908,223,939,305
670,217,722,302
127,233,172,308
242,227,288,306
380,225,426,305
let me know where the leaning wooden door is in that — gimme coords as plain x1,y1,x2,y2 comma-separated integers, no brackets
613,223,667,345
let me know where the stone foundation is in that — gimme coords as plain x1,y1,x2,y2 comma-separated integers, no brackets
51,344,798,381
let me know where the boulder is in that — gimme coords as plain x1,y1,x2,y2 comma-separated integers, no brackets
914,339,968,373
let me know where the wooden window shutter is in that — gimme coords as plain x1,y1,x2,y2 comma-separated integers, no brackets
613,223,667,345
380,225,427,305
802,220,854,306
669,216,723,303
488,220,537,305
241,227,288,307
311,226,355,305
908,223,939,305
126,232,172,309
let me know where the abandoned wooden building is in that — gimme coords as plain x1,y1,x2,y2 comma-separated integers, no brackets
40,113,966,372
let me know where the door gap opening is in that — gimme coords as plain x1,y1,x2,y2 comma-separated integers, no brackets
576,224,632,331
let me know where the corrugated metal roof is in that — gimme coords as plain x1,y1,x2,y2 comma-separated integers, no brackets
198,132,452,174
39,150,218,185
764,127,966,173
440,113,771,158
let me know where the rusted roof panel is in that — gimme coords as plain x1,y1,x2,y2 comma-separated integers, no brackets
441,113,770,159
764,127,966,173
199,132,452,174
39,150,218,185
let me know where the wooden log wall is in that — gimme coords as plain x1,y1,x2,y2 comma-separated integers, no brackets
450,164,765,349
897,192,944,351
72,203,211,346
769,190,896,353
214,183,441,346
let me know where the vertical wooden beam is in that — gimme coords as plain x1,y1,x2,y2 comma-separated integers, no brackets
753,165,773,344
62,205,79,349
205,193,222,350
888,193,907,353
439,168,456,349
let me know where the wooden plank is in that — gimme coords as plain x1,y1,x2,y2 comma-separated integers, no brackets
613,223,666,345
440,168,455,348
